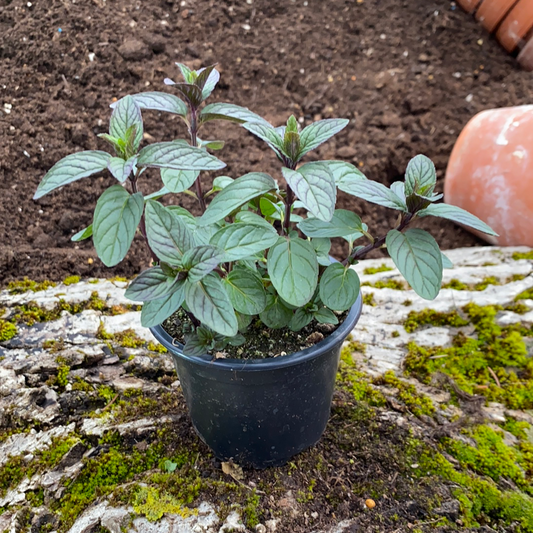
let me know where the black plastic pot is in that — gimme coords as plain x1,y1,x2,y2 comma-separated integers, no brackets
150,294,363,468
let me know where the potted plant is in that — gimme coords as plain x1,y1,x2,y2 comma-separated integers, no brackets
34,64,497,468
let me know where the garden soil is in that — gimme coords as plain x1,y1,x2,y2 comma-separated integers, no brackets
0,0,531,285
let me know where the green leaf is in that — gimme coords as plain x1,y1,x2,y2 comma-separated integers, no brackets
144,186,170,202
212,176,234,191
34,151,111,199
259,294,293,329
405,154,436,197
283,131,301,161
161,168,199,193
166,81,203,107
196,65,220,100
93,185,143,267
198,139,225,151
140,280,186,327
311,238,332,266
441,252,453,269
299,119,349,157
224,269,267,315
199,172,277,226
267,237,318,307
314,307,339,325
210,224,278,261
119,91,188,117
234,210,275,230
282,162,336,222
322,160,367,187
390,181,406,203
125,266,177,301
338,178,407,211
286,115,299,134
298,209,364,239
200,103,272,127
137,142,226,171
289,308,313,331
416,203,498,236
176,63,196,84
109,95,143,152
166,206,197,231
145,200,194,264
386,229,443,300
236,311,253,332
107,156,137,183
71,224,93,242
319,263,360,311
185,274,238,337
243,123,285,156
182,245,225,283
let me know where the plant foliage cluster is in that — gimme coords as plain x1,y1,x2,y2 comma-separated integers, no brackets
34,63,496,355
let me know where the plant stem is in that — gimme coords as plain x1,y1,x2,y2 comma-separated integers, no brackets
342,212,414,266
189,106,206,213
283,159,297,235
130,176,159,265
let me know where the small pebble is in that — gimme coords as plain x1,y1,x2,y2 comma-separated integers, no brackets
365,498,376,509
242,23,251,31
465,93,473,103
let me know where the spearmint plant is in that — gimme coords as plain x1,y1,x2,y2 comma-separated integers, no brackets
34,63,497,356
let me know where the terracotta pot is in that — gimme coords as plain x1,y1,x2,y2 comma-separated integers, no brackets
457,0,484,14
475,0,518,32
444,105,533,247
518,32,533,71
496,0,533,52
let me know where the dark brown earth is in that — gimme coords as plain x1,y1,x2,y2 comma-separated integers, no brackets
1,0,531,285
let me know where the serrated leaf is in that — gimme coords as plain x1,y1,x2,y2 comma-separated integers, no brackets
267,237,318,307
200,103,272,127
416,203,498,236
338,178,407,211
259,294,293,329
161,168,199,193
137,142,225,171
199,172,277,226
109,95,143,152
125,266,177,301
314,307,339,325
107,156,137,183
34,151,111,199
298,209,364,239
210,224,278,261
405,154,436,196
319,263,360,311
299,119,349,157
185,273,238,337
196,65,220,100
71,224,93,242
114,91,188,117
145,200,194,264
182,245,225,283
386,229,443,300
243,123,285,156
282,162,336,221
93,185,143,267
140,280,186,327
224,269,267,315
289,308,313,331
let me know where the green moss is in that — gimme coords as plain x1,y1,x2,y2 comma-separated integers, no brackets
516,288,533,301
391,330,400,338
132,486,196,521
243,491,261,528
513,250,533,260
296,479,316,503
72,376,94,393
504,301,530,314
363,264,394,275
405,304,533,410
0,320,17,342
147,341,167,353
362,292,376,306
441,278,469,290
404,309,469,333
63,275,81,286
508,273,527,283
375,371,435,416
7,278,57,294
473,276,500,291
42,338,66,353
402,299,412,307
362,279,405,290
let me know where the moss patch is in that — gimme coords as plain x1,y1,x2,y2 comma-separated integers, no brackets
513,250,533,261
362,263,393,275
63,275,81,286
515,287,533,301
404,309,469,333
0,320,17,342
7,278,57,294
362,279,405,290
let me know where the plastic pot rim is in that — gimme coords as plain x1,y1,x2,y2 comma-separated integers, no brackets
149,292,363,372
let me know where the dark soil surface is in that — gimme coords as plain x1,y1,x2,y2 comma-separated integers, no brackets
1,0,531,284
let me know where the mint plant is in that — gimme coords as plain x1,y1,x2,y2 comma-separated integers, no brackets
34,63,497,356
